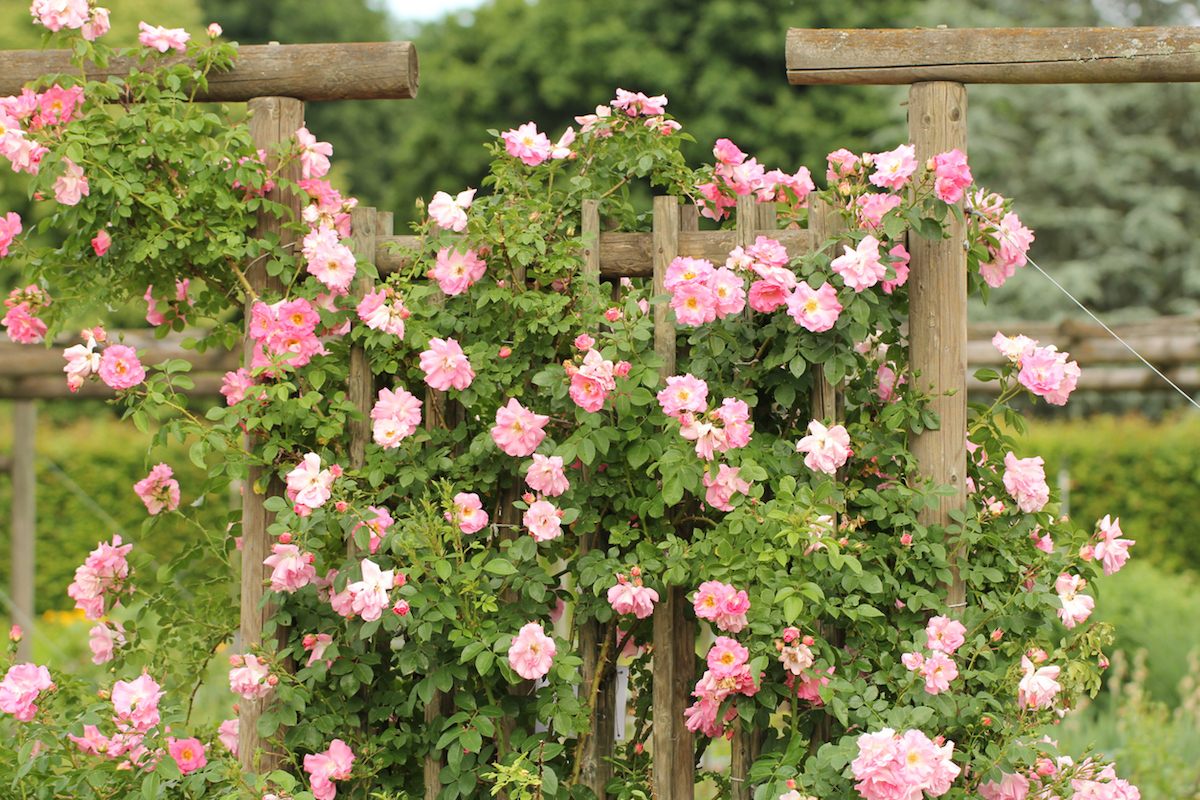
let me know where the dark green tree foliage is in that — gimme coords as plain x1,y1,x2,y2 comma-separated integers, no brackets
386,0,915,226
197,0,403,208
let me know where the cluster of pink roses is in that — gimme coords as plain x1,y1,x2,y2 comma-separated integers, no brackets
356,285,410,338
776,626,816,677
133,462,181,515
992,332,1081,406
305,738,356,800
851,727,961,800
0,662,54,722
228,653,274,700
692,580,750,633
2,283,49,344
67,673,172,770
329,558,402,622
1,83,87,179
67,534,134,620
698,138,815,221
293,132,359,292
264,538,318,593
683,634,760,738
30,0,110,38
607,567,659,619
371,386,423,449
901,616,966,696
981,752,1139,800
1080,515,1134,575
565,344,628,413
970,191,1035,288
247,297,327,376
1017,650,1063,711
144,279,192,326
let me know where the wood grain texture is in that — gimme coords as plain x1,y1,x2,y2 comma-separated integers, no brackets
347,207,377,481
787,27,1200,84
0,41,417,101
907,83,968,611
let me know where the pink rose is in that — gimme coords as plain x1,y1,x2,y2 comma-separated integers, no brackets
98,344,146,390
507,622,556,680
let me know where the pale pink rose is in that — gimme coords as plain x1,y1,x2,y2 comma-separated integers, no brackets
747,266,797,313
996,212,1034,269
348,559,394,622
664,256,715,290
31,0,90,31
831,235,886,292
1018,345,1079,406
780,642,815,675
98,344,146,390
978,773,1030,800
0,212,22,257
613,89,668,117
797,421,852,475
218,719,238,755
502,122,552,166
420,337,475,391
52,157,89,205
550,126,576,159
826,148,861,182
264,543,316,593
925,616,966,654
507,622,556,680
523,499,563,542
303,633,334,668
2,304,48,344
932,149,972,204
88,620,125,664
702,464,751,512
706,636,750,678
112,673,164,731
902,652,925,671
0,663,54,722
919,652,958,695
302,225,357,291
228,653,272,700
357,287,409,337
1017,655,1061,709
708,266,747,318
133,462,180,514
670,280,718,327
220,367,258,405
428,188,475,232
786,280,842,332
881,244,910,294
693,580,733,621
569,370,608,412
491,398,549,457
526,454,569,497
138,21,190,53
286,453,336,509
304,739,355,800
450,492,489,534
868,144,917,190
657,373,709,418
607,576,659,619
68,724,110,756
1055,573,1094,629
992,331,1038,364
1002,452,1049,513
370,387,423,447
430,246,487,295
295,126,333,179
1093,515,1134,575
207,22,222,38
167,737,207,775
855,192,902,230
92,228,112,256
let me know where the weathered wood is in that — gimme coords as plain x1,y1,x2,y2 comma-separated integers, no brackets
10,401,36,664
0,41,418,101
787,27,1200,85
373,230,812,279
0,333,238,378
0,374,229,400
240,95,305,776
907,83,968,612
347,207,377,480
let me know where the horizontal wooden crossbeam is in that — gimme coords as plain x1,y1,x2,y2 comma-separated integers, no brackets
0,41,418,101
787,27,1200,84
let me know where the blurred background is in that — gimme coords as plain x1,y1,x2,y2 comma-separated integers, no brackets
4,0,1200,795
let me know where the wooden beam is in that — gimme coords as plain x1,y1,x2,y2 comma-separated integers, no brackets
0,41,417,102
787,27,1200,85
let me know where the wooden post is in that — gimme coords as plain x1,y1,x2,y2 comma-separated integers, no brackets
578,198,617,800
11,400,36,664
240,94,305,775
907,82,968,611
651,196,695,800
347,207,378,485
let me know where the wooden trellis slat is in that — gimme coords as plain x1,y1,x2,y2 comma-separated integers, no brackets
0,41,418,102
787,27,1200,85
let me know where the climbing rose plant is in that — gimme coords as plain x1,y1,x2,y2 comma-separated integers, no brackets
0,5,1136,800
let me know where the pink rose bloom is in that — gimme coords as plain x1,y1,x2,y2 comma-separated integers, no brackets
1017,655,1061,709
706,636,750,679
353,506,393,554
831,235,887,292
52,157,89,205
295,126,333,179
1055,573,1094,629
613,89,668,117
92,228,112,256
607,575,659,619
420,337,475,391
664,256,715,290
218,719,238,755
428,188,475,232
919,652,958,695
693,580,733,621
523,499,563,542
569,369,609,412
303,633,334,668
144,279,193,326
302,226,357,291
220,368,258,405
304,739,355,800
138,21,190,53
526,454,569,497
868,144,917,190
1002,452,1049,513
507,621,557,680
88,620,126,665
670,280,718,327
747,265,798,313
31,0,91,31
357,287,409,337
167,737,207,775
1018,345,1080,406
786,280,842,332
996,212,1035,269
979,773,1031,800
826,148,861,182
450,492,489,534
370,387,423,447
133,463,180,515
881,244,911,294
286,453,336,509
0,211,22,257
112,673,164,731
229,653,272,700
207,22,222,38
855,193,902,230
430,246,487,295
264,543,317,593
932,149,973,204
757,167,815,205
702,464,751,512
502,122,552,166
348,559,394,622
708,267,747,318
925,616,966,654
901,652,925,671
992,331,1038,365
657,373,709,418
2,303,48,344
1093,515,1134,575
0,663,54,722
491,398,549,457
797,421,853,475
98,344,146,390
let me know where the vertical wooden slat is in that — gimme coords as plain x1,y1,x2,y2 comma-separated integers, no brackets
241,95,305,774
651,196,695,800
11,400,35,664
347,206,378,482
578,198,616,800
907,82,969,611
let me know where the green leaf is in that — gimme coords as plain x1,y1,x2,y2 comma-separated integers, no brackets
485,559,517,575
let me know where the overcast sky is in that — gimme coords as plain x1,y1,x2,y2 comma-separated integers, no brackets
383,0,487,22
